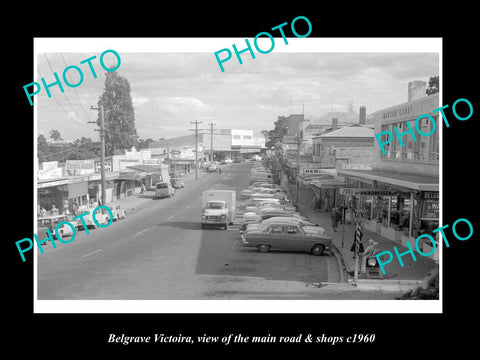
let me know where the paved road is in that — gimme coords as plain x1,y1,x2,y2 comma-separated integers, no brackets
37,162,341,300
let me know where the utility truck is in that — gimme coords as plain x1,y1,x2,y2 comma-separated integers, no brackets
201,190,236,230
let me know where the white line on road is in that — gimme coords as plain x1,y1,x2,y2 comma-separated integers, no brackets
81,249,103,258
134,228,150,237
168,215,175,220
185,205,191,209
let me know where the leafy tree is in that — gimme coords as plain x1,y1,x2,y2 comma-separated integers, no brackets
265,116,288,149
38,134,50,159
49,129,63,141
137,138,155,149
426,76,439,95
98,71,138,156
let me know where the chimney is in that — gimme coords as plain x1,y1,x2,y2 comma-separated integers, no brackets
408,80,427,102
359,106,366,125
332,118,338,130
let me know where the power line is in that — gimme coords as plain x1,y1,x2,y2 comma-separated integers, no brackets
36,68,91,129
37,138,96,159
42,53,90,125
60,53,92,121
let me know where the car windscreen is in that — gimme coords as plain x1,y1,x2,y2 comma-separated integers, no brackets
156,184,168,189
206,202,224,209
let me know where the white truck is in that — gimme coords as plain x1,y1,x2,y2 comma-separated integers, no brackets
201,190,236,230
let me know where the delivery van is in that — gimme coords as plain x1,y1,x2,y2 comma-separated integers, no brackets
154,181,175,199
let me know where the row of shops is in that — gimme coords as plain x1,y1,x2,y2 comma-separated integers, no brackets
37,160,170,217
278,92,440,260
280,159,439,259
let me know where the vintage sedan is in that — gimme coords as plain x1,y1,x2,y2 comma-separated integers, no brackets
241,222,332,255
105,203,127,221
242,216,321,233
37,215,77,239
170,178,185,189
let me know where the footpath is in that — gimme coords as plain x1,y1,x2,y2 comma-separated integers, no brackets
290,184,439,293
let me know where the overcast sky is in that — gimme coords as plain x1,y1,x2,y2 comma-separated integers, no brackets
35,46,439,142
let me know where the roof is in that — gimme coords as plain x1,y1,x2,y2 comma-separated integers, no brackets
316,124,374,138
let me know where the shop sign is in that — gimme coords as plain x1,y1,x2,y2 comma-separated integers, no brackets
303,168,324,175
339,187,359,195
423,201,439,220
65,160,95,170
95,160,112,173
340,188,392,196
38,166,64,180
421,191,439,200
143,159,161,164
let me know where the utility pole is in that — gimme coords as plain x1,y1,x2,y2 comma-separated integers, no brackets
295,133,305,205
190,120,202,179
89,104,106,207
208,122,216,163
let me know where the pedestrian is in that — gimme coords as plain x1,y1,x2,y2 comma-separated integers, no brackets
72,200,78,216
359,239,379,274
219,167,222,175
51,204,59,216
330,207,339,232
39,207,47,217
141,183,146,194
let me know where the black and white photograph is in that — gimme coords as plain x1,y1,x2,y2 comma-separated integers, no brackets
32,38,442,313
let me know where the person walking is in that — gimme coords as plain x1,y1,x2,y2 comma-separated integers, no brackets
330,207,339,232
359,239,379,274
219,167,222,175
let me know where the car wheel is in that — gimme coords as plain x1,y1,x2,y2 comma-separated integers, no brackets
257,244,270,253
201,224,206,229
311,244,325,256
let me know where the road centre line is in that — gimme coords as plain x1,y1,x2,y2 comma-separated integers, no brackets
134,228,150,237
185,205,191,209
81,249,103,258
168,215,175,220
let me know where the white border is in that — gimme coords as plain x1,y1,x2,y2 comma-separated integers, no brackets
33,37,442,314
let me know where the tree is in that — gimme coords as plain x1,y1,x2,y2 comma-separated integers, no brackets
137,138,155,149
49,129,63,141
98,71,138,156
426,76,439,95
265,116,288,149
38,134,50,159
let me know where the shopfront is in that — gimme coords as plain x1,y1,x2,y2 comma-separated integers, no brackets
338,168,439,258
311,177,347,212
115,169,148,198
37,179,69,216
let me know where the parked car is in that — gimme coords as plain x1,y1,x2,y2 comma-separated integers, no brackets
105,203,126,221
79,207,110,229
207,164,218,172
241,216,322,233
241,222,331,255
171,178,185,189
37,215,77,239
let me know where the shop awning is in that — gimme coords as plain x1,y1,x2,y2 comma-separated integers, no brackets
338,169,439,191
126,165,165,175
117,169,148,180
311,178,347,189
